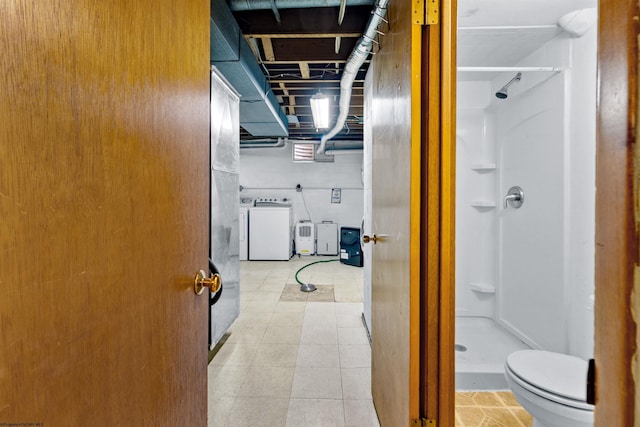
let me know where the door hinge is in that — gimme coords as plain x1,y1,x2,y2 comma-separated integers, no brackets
413,0,439,26
411,419,435,427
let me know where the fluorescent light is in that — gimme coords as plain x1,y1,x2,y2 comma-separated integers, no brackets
310,93,330,130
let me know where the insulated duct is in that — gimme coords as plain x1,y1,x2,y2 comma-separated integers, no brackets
211,0,288,136
317,0,389,154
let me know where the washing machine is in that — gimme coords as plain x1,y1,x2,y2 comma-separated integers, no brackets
249,206,293,260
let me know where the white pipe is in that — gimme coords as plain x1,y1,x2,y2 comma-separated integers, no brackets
457,67,563,72
317,0,389,154
325,149,363,155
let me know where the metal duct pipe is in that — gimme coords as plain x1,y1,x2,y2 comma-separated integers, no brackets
228,0,374,11
239,137,288,148
317,0,389,154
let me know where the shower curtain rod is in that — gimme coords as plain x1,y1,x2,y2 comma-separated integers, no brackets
458,25,558,31
457,66,562,72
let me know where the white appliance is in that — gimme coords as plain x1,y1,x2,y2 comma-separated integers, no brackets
316,221,338,255
239,207,249,261
249,206,293,260
295,222,315,255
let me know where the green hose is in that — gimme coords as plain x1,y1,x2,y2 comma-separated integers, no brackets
295,259,340,290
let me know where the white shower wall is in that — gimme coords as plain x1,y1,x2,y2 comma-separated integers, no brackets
456,28,596,360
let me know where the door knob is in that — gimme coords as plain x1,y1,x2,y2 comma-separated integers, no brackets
194,270,222,295
362,234,378,244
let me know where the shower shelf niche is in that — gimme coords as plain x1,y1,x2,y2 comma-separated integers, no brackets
470,200,496,208
470,282,496,293
470,163,496,171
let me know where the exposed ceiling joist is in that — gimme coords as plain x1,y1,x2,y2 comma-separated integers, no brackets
230,5,373,141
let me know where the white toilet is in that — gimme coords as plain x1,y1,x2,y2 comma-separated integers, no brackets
504,350,594,427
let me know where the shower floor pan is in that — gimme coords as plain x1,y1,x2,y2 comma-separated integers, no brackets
455,316,530,390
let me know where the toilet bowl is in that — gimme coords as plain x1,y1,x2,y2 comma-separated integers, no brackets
504,350,594,427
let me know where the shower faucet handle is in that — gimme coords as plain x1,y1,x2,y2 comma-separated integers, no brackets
503,186,524,209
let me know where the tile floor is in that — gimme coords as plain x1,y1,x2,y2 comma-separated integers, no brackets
455,392,533,427
208,258,532,427
208,258,377,427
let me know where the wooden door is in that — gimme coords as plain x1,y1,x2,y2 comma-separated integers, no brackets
0,1,210,425
368,0,456,425
594,0,639,424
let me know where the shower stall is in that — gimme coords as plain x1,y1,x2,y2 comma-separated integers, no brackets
454,5,597,390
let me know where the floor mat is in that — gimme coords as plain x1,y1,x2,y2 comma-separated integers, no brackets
279,283,335,302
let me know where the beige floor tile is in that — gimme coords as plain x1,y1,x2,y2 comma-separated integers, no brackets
510,408,533,427
253,343,299,367
334,286,363,303
291,367,343,399
339,344,371,368
307,285,335,302
252,290,283,303
232,310,272,328
285,398,346,427
482,407,529,426
270,310,306,327
495,391,521,407
341,368,372,400
208,365,250,397
280,291,309,302
274,301,307,313
304,312,338,328
301,325,339,345
244,299,278,313
238,366,295,398
343,399,380,427
224,325,267,345
210,342,259,366
338,327,369,345
296,344,341,368
337,313,364,329
471,391,507,407
456,406,486,426
335,302,364,314
262,325,303,344
306,301,337,314
207,396,235,427
224,397,289,427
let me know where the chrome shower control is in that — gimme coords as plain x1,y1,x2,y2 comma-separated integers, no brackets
504,186,524,209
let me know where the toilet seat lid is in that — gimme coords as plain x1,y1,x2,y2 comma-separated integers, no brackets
506,350,588,402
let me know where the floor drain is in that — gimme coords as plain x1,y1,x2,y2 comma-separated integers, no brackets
455,344,467,352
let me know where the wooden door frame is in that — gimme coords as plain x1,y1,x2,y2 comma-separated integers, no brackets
419,0,457,424
426,0,640,425
594,0,639,425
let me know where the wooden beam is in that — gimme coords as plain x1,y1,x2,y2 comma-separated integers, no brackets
233,6,372,34
271,38,357,61
262,59,353,65
278,82,296,116
261,37,275,62
245,33,361,39
299,62,310,79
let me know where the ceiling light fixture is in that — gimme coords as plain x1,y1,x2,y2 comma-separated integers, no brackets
310,93,330,130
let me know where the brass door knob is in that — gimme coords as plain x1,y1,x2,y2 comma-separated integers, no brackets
194,270,222,295
362,234,378,244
